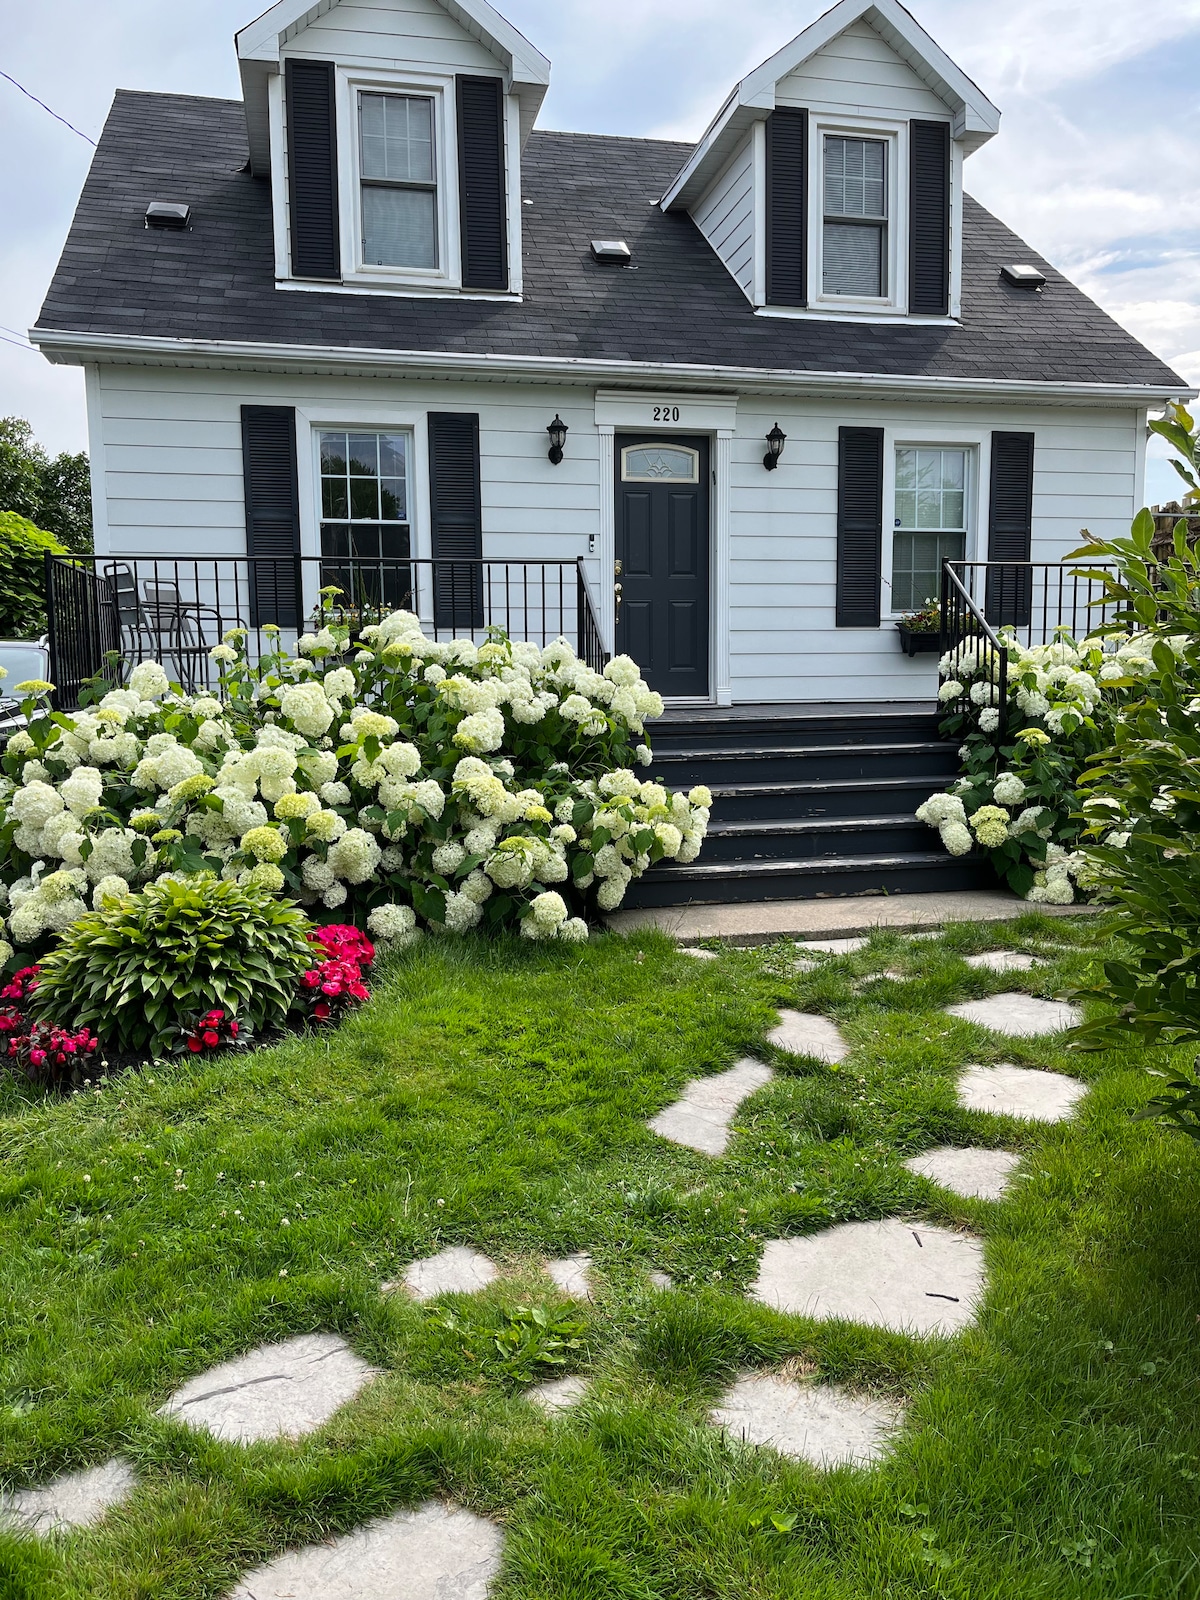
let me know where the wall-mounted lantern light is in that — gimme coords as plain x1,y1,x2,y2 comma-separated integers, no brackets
547,415,568,465
763,423,786,471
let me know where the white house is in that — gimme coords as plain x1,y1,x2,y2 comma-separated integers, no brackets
33,0,1186,706
28,0,1191,904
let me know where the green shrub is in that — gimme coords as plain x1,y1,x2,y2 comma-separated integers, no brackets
31,874,315,1054
0,512,66,639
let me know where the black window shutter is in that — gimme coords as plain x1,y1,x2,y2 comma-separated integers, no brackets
456,75,508,291
428,412,484,629
985,431,1035,627
836,427,884,628
766,108,807,307
241,406,302,628
285,59,340,280
908,120,950,315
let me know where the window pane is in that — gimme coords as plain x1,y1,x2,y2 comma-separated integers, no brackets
362,185,437,268
379,525,411,560
380,477,406,521
895,448,917,491
347,434,378,476
621,445,698,481
891,529,966,612
942,490,965,529
823,221,883,296
359,93,433,184
350,477,379,519
351,524,381,559
917,489,943,528
894,489,917,530
824,137,886,218
320,523,350,558
321,476,348,519
319,431,348,470
378,433,407,479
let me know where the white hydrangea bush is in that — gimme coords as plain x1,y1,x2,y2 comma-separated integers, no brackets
916,628,1153,901
0,617,710,948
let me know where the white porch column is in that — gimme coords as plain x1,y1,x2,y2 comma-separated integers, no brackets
597,423,616,652
714,428,734,706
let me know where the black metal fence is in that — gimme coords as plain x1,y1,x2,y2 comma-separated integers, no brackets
45,554,609,709
938,559,1119,744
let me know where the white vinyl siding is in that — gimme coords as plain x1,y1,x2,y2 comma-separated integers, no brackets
89,366,1143,704
775,18,951,120
283,0,499,75
691,134,755,300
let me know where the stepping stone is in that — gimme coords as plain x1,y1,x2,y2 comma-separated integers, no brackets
799,937,867,955
710,1373,904,1469
648,1269,673,1290
228,1499,503,1600
525,1374,591,1413
682,946,718,960
750,1219,985,1336
957,1063,1086,1123
157,1332,379,1444
400,1246,500,1301
945,992,1081,1036
904,1147,1021,1201
768,1011,850,1064
544,1251,594,1299
964,950,1040,973
0,1458,135,1535
648,1059,775,1156
794,956,819,973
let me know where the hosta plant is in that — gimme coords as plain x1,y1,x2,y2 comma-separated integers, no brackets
31,875,314,1054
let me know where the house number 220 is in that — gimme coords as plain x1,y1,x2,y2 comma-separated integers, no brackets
652,405,681,422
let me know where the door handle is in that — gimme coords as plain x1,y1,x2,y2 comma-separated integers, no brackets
614,560,623,576
614,580,623,622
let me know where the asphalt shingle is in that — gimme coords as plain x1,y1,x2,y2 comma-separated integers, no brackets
34,91,1184,390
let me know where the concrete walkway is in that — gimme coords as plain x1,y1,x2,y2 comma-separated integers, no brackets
606,889,1099,945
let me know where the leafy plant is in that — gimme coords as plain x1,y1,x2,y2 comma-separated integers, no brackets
0,416,92,553
0,511,66,639
31,875,314,1054
433,1301,587,1385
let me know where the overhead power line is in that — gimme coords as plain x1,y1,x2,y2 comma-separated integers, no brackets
0,330,39,355
0,69,96,144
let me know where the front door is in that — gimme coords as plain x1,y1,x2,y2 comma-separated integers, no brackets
615,435,710,699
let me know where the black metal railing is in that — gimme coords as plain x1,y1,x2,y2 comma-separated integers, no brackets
45,554,609,709
939,561,1010,741
941,560,1118,650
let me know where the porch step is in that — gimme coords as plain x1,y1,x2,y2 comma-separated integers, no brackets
621,701,985,909
624,852,993,908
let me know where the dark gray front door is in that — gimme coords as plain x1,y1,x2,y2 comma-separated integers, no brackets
615,435,710,699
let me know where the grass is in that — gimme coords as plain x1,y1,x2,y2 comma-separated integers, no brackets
0,914,1198,1597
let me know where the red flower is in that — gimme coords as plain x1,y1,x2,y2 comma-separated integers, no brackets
28,1048,46,1066
229,1020,239,1037
187,1037,203,1053
312,1001,331,1020
202,1030,220,1048
301,970,321,989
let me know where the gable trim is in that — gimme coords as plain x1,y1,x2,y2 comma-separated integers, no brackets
662,0,999,212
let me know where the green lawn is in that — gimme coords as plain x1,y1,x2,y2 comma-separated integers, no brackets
1,917,1198,1598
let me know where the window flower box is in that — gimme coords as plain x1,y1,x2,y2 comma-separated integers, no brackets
896,601,942,656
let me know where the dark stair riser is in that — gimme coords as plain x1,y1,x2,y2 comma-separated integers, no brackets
648,717,945,757
710,778,940,823
700,818,933,862
647,742,960,787
623,854,993,908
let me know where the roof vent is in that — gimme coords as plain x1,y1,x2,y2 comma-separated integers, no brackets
145,201,191,231
1000,263,1046,289
590,238,631,265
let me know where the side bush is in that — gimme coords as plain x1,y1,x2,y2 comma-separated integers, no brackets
31,875,314,1054
0,512,66,639
0,616,710,950
914,630,1149,901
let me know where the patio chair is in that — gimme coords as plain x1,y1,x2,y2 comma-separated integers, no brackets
141,581,224,693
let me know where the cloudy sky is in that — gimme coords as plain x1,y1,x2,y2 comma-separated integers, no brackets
3,0,1200,499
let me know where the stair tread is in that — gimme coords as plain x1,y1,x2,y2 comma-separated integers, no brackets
644,852,958,880
651,740,950,762
709,775,943,799
709,815,921,837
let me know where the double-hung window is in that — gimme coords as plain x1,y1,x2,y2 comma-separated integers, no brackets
358,92,438,269
891,446,968,612
822,135,888,298
319,430,413,611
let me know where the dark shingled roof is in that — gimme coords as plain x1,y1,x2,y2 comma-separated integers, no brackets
35,89,1185,389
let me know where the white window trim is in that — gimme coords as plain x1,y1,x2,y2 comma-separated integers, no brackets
338,67,458,291
295,406,431,625
881,427,990,622
811,114,906,316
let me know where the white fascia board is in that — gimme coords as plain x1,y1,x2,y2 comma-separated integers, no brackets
30,328,1194,409
661,0,1000,210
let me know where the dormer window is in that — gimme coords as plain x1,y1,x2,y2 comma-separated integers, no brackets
359,92,439,269
822,136,887,299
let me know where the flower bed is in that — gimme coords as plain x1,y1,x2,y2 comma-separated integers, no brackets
915,629,1153,902
0,616,711,968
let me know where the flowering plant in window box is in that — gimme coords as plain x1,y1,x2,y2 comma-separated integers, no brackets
896,598,942,656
